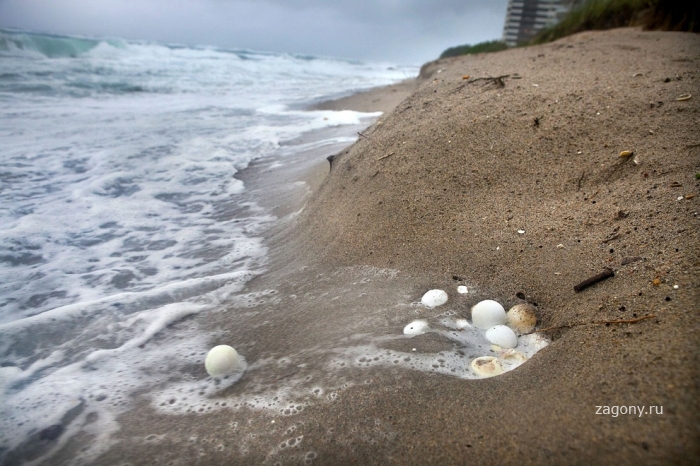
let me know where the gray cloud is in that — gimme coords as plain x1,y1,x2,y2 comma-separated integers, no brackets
0,0,508,64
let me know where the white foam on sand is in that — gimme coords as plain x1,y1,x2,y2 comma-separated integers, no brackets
329,322,549,380
148,289,549,424
0,272,253,465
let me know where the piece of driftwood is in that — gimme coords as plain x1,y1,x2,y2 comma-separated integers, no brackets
574,268,614,292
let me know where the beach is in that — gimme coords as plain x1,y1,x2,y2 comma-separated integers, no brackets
14,27,698,465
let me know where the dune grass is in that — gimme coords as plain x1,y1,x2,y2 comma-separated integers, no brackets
530,0,699,45
438,0,698,60
439,40,508,59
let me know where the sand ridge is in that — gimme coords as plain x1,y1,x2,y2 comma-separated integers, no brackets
293,27,700,464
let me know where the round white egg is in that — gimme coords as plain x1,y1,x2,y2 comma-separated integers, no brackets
507,303,537,334
205,345,242,377
403,319,429,335
471,299,507,329
485,325,518,348
421,289,448,308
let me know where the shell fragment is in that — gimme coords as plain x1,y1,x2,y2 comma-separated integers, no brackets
471,356,504,377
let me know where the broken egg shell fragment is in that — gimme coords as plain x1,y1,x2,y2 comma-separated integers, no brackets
485,325,518,349
500,349,528,362
421,289,448,308
471,300,507,329
403,319,430,335
457,285,468,294
507,303,538,334
471,356,504,378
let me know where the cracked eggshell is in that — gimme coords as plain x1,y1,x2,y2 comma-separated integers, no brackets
403,319,429,335
471,356,504,378
205,345,242,377
471,300,507,329
421,289,448,308
501,349,528,362
485,325,518,348
507,303,537,334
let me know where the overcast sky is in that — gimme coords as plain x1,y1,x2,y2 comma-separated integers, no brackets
0,0,509,64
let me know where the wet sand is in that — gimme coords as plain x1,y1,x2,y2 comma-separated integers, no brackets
87,28,699,465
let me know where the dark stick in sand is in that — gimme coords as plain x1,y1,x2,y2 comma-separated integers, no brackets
573,268,614,292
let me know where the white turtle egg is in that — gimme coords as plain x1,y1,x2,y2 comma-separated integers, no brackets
421,289,448,308
471,299,506,329
205,345,242,377
457,285,468,294
507,303,537,334
471,356,504,377
455,318,472,329
403,319,430,335
485,325,518,348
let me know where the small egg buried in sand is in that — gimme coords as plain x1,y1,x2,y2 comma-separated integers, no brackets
457,285,468,294
471,356,504,377
455,318,472,330
507,303,538,334
485,325,518,348
421,289,448,308
403,319,430,335
205,345,242,378
471,300,507,329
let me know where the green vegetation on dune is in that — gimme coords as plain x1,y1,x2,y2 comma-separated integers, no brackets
530,0,699,45
439,40,508,59
438,0,697,59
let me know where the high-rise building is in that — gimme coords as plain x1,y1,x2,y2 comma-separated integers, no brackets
502,0,582,46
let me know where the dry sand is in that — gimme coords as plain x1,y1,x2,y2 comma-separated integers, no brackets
88,28,698,466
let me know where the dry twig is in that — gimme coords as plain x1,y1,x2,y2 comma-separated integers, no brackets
573,268,614,292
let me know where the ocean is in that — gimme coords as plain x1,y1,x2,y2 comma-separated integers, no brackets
0,28,415,464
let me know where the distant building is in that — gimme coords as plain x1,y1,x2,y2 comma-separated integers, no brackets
502,0,582,46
